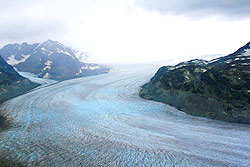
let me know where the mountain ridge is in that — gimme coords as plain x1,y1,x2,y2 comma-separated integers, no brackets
140,42,250,124
0,55,39,104
0,40,110,80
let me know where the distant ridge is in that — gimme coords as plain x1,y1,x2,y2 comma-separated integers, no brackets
0,40,110,80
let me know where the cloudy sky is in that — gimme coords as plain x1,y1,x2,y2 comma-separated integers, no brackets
1,0,250,62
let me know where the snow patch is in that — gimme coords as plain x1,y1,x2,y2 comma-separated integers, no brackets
43,73,50,79
41,47,47,51
190,59,208,65
225,59,232,64
76,68,82,75
33,43,42,52
209,58,219,63
42,60,52,71
56,48,75,59
80,64,101,70
7,54,31,66
80,65,88,70
41,47,54,55
174,64,184,69
89,66,101,70
76,64,101,75
240,48,250,57
202,69,207,72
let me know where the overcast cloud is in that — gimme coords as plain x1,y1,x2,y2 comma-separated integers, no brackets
0,0,250,62
0,18,68,44
135,0,250,19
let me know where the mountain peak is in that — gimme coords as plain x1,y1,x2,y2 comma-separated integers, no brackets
42,39,63,47
44,39,57,43
246,41,250,46
231,41,250,56
36,39,69,57
45,39,54,42
0,41,110,80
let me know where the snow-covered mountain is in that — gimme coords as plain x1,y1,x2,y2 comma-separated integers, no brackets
0,40,110,80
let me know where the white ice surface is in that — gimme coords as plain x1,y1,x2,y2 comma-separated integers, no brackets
0,64,250,167
18,71,57,86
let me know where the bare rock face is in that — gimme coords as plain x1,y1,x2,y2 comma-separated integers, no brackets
140,42,250,124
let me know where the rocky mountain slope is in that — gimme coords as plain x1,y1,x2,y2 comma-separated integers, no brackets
140,42,250,124
0,55,39,104
0,40,110,80
0,55,39,129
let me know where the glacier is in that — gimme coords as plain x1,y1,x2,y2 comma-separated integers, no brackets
0,64,250,167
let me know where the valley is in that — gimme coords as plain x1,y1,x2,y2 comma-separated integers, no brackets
0,64,249,167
